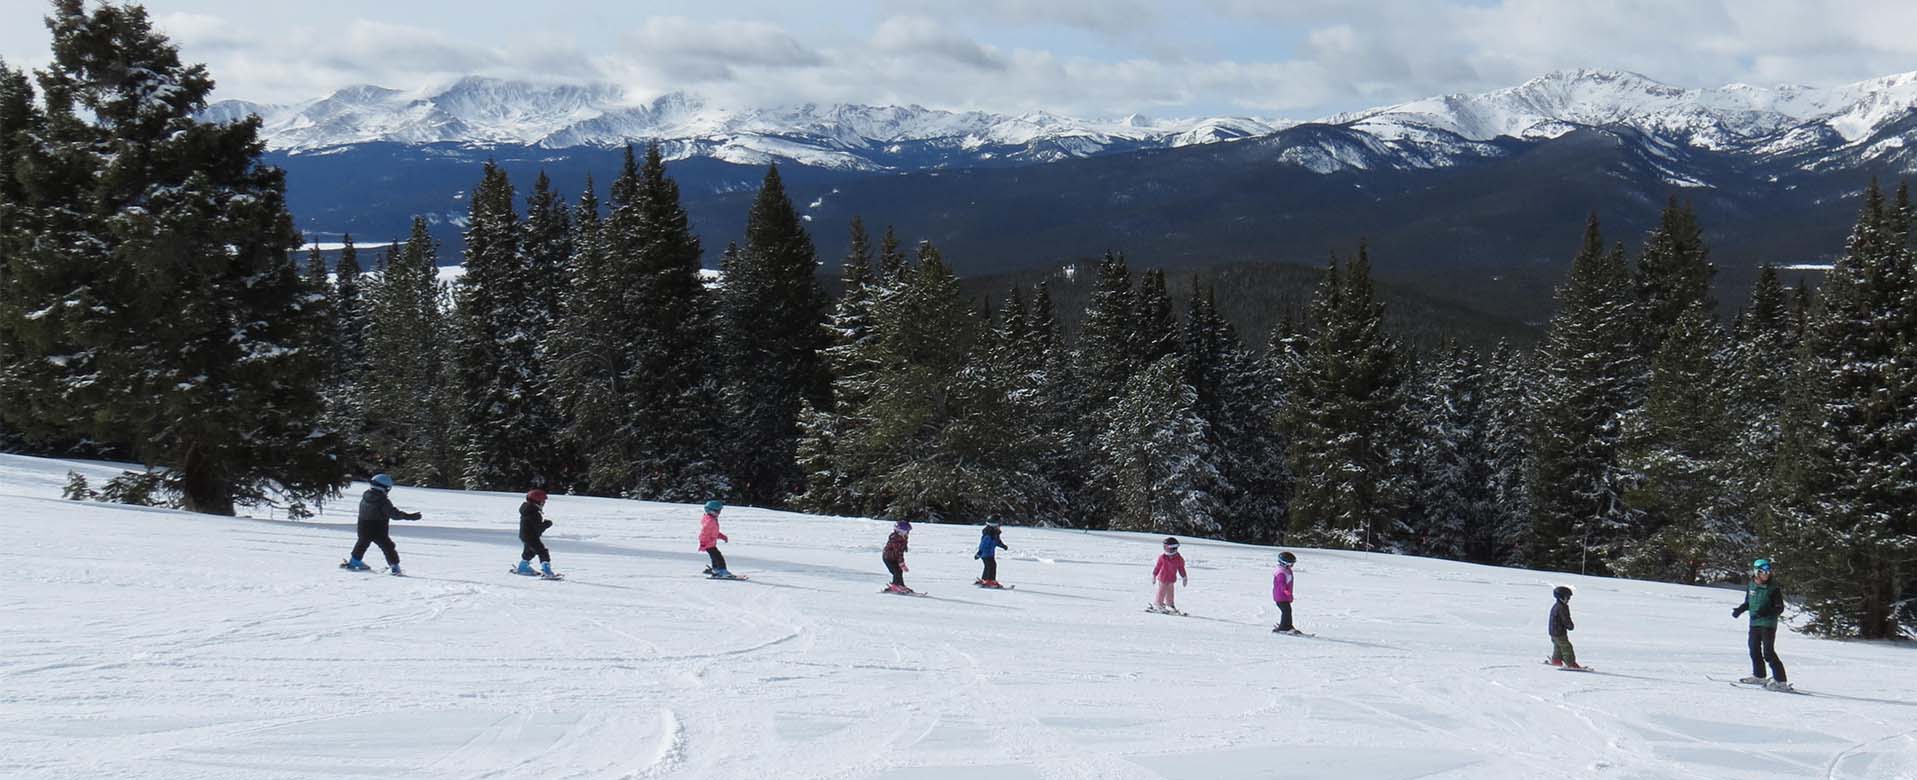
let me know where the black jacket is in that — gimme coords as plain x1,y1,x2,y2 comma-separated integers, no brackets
519,500,549,540
1548,600,1575,637
357,486,418,534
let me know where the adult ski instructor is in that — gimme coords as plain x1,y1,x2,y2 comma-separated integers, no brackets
1732,558,1790,691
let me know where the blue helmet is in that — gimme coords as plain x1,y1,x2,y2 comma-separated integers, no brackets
1752,558,1772,573
370,474,395,489
704,500,724,513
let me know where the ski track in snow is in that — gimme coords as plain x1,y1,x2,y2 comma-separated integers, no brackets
3,452,1915,779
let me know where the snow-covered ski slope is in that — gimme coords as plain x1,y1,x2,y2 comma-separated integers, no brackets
3,453,1913,780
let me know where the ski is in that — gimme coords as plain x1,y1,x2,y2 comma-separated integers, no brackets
510,568,565,580
1542,660,1594,672
881,587,928,597
1271,628,1313,637
338,560,373,572
707,573,750,581
1710,675,1806,694
973,582,1014,590
1145,605,1188,616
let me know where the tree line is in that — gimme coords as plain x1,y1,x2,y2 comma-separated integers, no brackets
0,0,1910,638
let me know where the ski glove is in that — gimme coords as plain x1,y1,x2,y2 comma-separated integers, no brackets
403,512,422,521
1732,604,1747,617
974,553,981,559
719,533,729,543
542,520,553,529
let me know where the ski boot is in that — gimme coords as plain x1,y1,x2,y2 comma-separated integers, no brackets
703,566,713,575
340,558,371,571
885,583,910,594
514,560,537,575
1546,658,1565,667
1765,680,1794,692
541,562,560,579
1738,676,1769,685
388,564,404,576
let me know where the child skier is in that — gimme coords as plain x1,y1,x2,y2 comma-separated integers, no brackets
699,500,734,578
1150,537,1188,614
882,521,913,594
341,474,421,575
1547,585,1584,669
975,522,1009,588
1272,551,1300,634
1732,558,1790,691
513,489,559,579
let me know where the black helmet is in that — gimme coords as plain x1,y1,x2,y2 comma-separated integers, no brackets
1278,551,1297,565
1553,585,1574,600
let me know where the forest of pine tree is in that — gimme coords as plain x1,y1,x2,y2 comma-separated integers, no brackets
0,3,1910,638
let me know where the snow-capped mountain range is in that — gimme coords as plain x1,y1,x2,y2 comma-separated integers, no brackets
204,76,1289,169
209,69,1917,174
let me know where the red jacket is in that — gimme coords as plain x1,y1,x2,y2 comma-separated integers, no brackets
698,512,728,551
1152,553,1187,583
882,530,909,564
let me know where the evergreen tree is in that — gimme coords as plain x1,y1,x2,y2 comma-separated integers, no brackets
546,178,621,493
1768,180,1917,638
1635,196,1715,356
1097,355,1220,535
451,162,559,491
522,171,573,334
1728,265,1794,526
0,59,36,451
853,244,1058,521
1185,287,1289,544
795,217,882,514
1134,268,1178,365
1526,216,1646,573
1281,247,1410,550
0,3,344,512
328,235,371,472
1619,300,1746,583
364,220,458,485
879,225,907,283
1411,342,1494,561
717,164,830,504
1481,341,1535,564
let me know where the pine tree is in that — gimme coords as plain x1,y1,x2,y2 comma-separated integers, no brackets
364,220,458,485
1411,342,1495,561
1526,215,1646,574
1728,265,1794,528
1281,247,1410,550
852,244,1058,521
1619,300,1745,583
797,218,898,515
0,3,344,512
716,164,830,504
1768,180,1917,638
328,235,372,472
1134,268,1178,365
1185,287,1289,544
1097,355,1220,535
1635,196,1716,357
546,179,615,492
451,162,559,491
1481,341,1535,564
0,59,36,451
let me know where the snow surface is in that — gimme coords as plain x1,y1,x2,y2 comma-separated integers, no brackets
3,452,1915,780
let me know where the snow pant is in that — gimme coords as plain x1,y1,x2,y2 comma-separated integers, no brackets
885,558,905,587
352,532,399,567
980,557,997,582
1549,635,1577,666
520,536,550,564
1748,626,1786,682
1276,601,1294,632
706,547,726,571
1154,579,1176,607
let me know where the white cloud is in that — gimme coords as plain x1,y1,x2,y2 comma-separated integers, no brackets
16,1,1903,119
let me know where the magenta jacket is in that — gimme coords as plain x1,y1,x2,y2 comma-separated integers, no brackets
698,512,728,551
1272,564,1294,603
1152,553,1187,584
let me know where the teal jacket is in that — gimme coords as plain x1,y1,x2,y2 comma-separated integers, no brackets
1734,581,1786,628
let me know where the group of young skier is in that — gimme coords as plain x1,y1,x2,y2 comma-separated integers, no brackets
336,477,1793,688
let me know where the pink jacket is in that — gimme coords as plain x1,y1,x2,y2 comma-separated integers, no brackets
1272,564,1294,603
698,512,728,551
1152,553,1187,584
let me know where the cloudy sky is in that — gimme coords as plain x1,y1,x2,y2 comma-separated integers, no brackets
3,0,1916,119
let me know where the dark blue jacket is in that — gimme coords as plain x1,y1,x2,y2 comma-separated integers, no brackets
357,486,418,535
976,532,1008,559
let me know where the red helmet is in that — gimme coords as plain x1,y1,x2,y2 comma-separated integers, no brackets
527,489,548,504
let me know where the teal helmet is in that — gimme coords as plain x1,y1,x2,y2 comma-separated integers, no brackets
1752,558,1772,572
704,500,724,513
